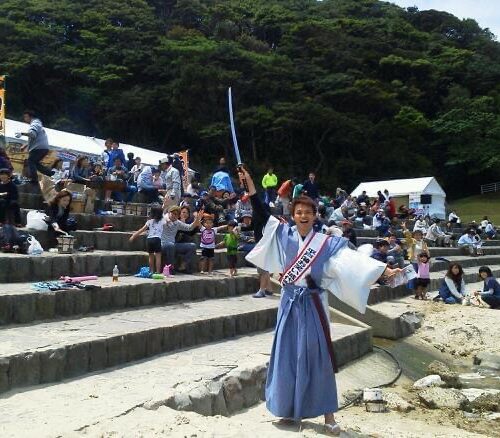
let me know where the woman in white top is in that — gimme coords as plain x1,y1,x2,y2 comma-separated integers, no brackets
130,157,145,183
413,216,428,234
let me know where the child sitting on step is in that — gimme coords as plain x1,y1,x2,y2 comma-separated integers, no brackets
129,205,165,274
217,220,239,277
414,252,430,300
199,214,226,275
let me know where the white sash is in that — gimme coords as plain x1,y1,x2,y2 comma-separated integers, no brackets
280,232,330,286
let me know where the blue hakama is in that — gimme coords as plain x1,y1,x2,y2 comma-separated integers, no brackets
246,216,386,420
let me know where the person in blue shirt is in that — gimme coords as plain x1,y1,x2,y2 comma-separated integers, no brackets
107,141,126,169
475,266,500,309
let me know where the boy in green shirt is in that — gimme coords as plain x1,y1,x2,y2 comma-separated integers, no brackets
218,220,239,276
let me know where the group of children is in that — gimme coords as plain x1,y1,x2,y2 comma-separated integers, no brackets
130,206,241,276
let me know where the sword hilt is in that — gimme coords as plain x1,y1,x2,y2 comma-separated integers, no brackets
236,164,249,192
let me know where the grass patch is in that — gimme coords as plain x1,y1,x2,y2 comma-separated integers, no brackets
449,192,500,225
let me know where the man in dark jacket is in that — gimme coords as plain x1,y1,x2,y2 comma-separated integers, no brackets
302,172,319,201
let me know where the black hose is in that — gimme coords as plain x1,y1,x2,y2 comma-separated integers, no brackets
338,345,403,410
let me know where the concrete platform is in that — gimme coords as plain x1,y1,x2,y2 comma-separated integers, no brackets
0,322,373,437
0,295,280,393
0,249,249,283
0,269,259,325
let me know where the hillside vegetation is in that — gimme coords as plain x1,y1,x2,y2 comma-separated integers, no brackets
1,0,500,196
449,192,500,225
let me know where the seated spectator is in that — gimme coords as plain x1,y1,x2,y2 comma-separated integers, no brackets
356,190,369,206
398,205,414,220
484,221,497,240
51,159,71,191
176,205,199,244
341,220,357,247
186,179,201,197
107,157,137,202
480,216,489,232
45,189,77,246
354,202,368,226
426,219,452,247
327,206,346,226
372,209,390,236
70,156,97,214
438,263,466,304
90,161,105,182
0,168,21,226
474,266,500,309
136,166,160,204
448,210,460,225
371,239,395,284
377,190,385,204
222,190,237,221
130,157,144,183
236,213,256,253
235,193,253,221
161,205,202,273
0,147,14,173
413,215,428,234
457,229,483,256
386,232,405,268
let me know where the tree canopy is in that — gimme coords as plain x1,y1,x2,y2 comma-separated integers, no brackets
2,0,500,197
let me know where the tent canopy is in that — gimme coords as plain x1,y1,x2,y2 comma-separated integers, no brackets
351,177,446,198
4,118,168,166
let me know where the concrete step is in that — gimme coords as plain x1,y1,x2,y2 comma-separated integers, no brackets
0,322,373,436
0,269,259,326
16,228,224,252
18,193,44,210
0,249,248,283
429,254,500,271
332,265,500,339
20,209,148,232
0,295,282,394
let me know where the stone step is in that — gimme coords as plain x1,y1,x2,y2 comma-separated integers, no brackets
0,295,281,394
16,228,224,252
429,254,500,271
20,209,148,232
0,321,373,436
332,265,500,339
0,250,248,283
0,269,259,326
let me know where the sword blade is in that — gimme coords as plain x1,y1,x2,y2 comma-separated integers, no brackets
228,87,242,165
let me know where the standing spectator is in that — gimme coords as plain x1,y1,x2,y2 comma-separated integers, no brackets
474,266,500,309
107,141,126,169
261,167,278,206
160,156,181,208
210,158,234,193
302,172,319,201
377,191,385,204
0,168,21,226
16,109,53,184
126,152,135,171
387,197,396,220
130,157,144,183
277,177,295,216
101,138,113,169
438,263,466,304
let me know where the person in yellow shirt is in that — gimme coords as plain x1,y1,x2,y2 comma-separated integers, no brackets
261,167,278,206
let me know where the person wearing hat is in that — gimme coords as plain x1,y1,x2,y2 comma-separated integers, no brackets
160,156,181,209
0,168,21,226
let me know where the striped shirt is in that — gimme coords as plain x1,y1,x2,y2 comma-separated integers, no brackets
161,219,196,245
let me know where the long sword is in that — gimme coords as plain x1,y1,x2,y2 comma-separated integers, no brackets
228,87,248,191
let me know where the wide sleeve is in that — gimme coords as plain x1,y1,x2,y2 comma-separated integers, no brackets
245,215,286,274
321,246,386,314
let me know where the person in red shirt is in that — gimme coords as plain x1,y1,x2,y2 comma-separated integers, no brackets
387,196,396,219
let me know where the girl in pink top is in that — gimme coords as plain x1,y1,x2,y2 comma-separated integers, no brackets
415,252,431,300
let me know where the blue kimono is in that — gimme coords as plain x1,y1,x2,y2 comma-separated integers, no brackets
246,216,385,420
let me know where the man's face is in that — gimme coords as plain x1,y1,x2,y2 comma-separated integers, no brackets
112,143,119,149
309,173,315,181
114,159,121,168
379,245,389,254
22,113,32,123
135,158,141,164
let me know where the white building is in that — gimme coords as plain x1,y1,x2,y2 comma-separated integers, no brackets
351,177,446,218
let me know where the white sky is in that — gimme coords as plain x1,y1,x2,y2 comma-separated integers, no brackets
389,1,500,39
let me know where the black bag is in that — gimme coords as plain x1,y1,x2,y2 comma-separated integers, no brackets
0,225,30,253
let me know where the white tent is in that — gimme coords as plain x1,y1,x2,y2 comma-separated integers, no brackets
351,177,446,218
4,118,167,166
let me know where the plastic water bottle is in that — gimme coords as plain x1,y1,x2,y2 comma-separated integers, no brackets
112,265,119,282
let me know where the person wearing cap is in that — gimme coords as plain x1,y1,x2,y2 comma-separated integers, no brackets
160,156,181,208
161,205,202,273
0,168,21,226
